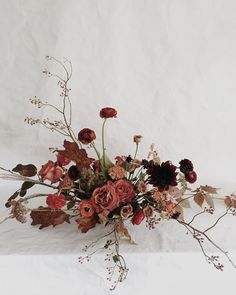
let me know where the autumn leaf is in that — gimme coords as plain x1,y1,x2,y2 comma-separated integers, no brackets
204,194,215,208
76,214,99,233
59,173,73,191
30,207,70,229
174,204,184,221
200,185,219,194
193,193,205,207
12,164,37,177
58,140,94,170
115,220,136,244
224,196,236,208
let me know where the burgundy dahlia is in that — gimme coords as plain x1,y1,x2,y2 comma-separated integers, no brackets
147,161,178,192
179,159,194,174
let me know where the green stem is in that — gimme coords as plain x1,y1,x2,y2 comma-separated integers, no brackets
102,119,107,168
91,142,101,162
133,143,139,159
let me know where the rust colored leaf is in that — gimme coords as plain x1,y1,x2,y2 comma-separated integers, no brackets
193,193,205,207
200,185,219,194
115,220,136,244
224,196,236,208
76,214,98,233
59,173,73,191
58,140,94,170
204,194,215,208
30,207,70,229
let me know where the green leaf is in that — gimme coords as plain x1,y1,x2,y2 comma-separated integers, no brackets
112,255,119,263
12,164,37,177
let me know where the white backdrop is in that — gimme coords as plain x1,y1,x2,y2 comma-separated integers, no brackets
1,0,236,294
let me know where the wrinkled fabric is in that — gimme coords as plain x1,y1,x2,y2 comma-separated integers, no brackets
1,0,236,294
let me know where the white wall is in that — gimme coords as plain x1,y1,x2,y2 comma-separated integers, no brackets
1,0,236,191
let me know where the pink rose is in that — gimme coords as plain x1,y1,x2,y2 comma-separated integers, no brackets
46,194,65,209
91,181,119,216
114,180,135,204
39,161,63,184
120,204,133,219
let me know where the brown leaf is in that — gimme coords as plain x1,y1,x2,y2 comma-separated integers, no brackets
200,185,219,194
76,214,98,233
193,193,205,207
12,164,37,177
204,194,215,208
174,204,184,221
21,181,35,191
115,220,136,244
30,207,70,229
59,173,73,191
58,141,94,170
5,191,19,208
224,196,236,208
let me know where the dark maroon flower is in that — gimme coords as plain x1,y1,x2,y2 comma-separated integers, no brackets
179,159,194,174
132,210,145,225
68,165,80,181
185,171,197,183
146,161,178,192
100,107,117,118
78,128,96,145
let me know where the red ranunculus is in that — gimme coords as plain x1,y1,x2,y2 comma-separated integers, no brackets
79,200,95,218
132,210,145,225
100,107,117,118
46,194,66,209
91,181,119,216
114,179,135,204
78,128,96,145
57,153,71,166
39,161,63,184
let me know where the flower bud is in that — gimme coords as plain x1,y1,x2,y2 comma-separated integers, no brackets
78,128,96,145
100,107,117,118
132,210,145,225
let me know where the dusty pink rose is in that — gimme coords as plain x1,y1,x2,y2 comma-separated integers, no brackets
114,180,135,204
152,190,164,202
39,161,63,184
137,181,147,193
91,181,119,215
46,194,65,209
132,210,145,225
115,156,127,165
108,165,127,180
120,204,133,219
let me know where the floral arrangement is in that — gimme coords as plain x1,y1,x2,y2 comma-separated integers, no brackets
1,57,236,290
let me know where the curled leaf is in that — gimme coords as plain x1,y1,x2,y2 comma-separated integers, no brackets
12,164,37,177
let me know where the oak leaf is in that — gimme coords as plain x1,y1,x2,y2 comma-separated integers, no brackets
193,193,205,207
30,207,70,229
58,140,94,170
76,214,98,233
200,185,219,194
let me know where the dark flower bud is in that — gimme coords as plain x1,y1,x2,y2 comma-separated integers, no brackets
78,128,96,145
179,159,194,174
68,165,80,181
132,210,145,225
100,107,117,118
185,171,197,183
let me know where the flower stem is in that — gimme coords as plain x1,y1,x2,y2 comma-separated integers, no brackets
133,143,139,159
102,119,107,168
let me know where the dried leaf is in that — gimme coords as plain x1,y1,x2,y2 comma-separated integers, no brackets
115,220,136,244
12,164,37,177
178,198,191,208
30,207,70,229
174,204,184,221
21,181,35,191
59,174,73,191
193,193,205,207
224,196,236,208
76,214,99,233
5,191,19,208
200,185,219,194
58,141,94,170
204,194,215,208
